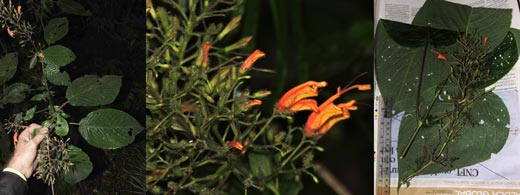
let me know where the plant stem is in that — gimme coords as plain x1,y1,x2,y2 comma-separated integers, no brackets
400,121,423,159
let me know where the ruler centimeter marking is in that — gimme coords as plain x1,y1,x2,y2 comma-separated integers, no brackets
376,96,392,195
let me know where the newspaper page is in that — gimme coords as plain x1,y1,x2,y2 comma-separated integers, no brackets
374,0,520,194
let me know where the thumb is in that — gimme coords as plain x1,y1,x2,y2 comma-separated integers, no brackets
31,127,48,144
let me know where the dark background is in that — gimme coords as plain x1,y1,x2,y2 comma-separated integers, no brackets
234,1,374,194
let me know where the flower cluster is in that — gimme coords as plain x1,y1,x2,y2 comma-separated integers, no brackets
277,81,371,138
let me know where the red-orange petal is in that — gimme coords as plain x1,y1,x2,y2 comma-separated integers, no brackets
228,141,244,151
483,37,488,46
276,81,327,113
203,43,211,66
7,28,14,38
239,50,265,73
286,99,318,113
432,50,447,61
17,5,21,14
244,99,262,109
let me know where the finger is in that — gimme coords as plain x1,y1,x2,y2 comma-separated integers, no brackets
31,127,48,144
21,123,41,137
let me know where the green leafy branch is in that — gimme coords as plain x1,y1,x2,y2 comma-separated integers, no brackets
0,1,143,193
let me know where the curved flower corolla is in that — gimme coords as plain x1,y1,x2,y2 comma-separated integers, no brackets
240,50,265,73
304,84,371,138
275,81,328,113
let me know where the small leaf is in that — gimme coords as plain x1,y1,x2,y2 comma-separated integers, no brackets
66,75,122,106
24,106,36,121
44,17,69,44
2,83,30,104
60,145,93,184
55,115,69,136
79,109,143,149
42,45,76,67
0,52,18,85
30,94,46,101
44,64,71,86
57,0,92,16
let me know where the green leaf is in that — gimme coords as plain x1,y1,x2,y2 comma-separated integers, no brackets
248,152,274,178
398,92,509,181
44,17,69,44
56,0,92,16
413,0,512,49
55,115,69,136
478,32,518,87
44,64,71,86
42,45,76,67
66,75,122,106
24,106,36,121
375,20,456,113
60,145,93,184
30,94,46,101
0,52,18,85
79,109,143,149
2,83,30,104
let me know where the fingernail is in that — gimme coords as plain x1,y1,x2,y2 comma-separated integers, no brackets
41,128,48,134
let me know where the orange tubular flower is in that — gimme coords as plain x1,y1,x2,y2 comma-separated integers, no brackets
304,84,371,138
228,141,244,151
244,99,262,109
432,50,447,61
276,81,328,113
7,28,14,38
239,50,265,73
483,37,488,46
203,43,211,66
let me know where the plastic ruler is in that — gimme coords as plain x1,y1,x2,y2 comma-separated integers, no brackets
375,96,392,195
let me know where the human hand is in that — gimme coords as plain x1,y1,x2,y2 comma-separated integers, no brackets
6,124,49,179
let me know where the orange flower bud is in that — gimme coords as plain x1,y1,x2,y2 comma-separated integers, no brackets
239,50,265,73
304,84,370,138
483,37,488,46
432,50,447,61
276,81,327,113
244,99,262,109
17,5,21,14
203,43,211,66
228,141,244,151
7,28,14,38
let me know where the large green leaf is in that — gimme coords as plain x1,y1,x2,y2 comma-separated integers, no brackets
412,0,511,49
66,75,122,106
1,83,30,104
0,52,18,86
375,20,456,113
42,45,76,67
60,145,93,184
44,17,69,44
56,0,92,16
398,92,509,181
79,109,143,149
